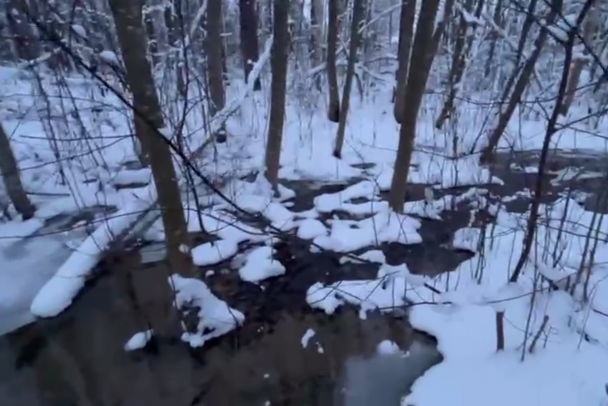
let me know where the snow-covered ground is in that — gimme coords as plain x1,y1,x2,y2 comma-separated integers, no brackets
1,64,608,406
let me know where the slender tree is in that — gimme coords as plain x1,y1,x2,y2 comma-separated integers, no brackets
239,0,262,90
326,0,341,122
435,0,484,129
481,2,562,163
264,0,290,191
205,0,226,117
333,0,366,158
6,0,41,61
389,0,442,212
0,123,35,219
393,0,416,124
561,11,598,116
108,0,194,338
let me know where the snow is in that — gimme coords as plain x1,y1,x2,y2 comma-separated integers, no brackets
306,263,418,319
377,340,402,355
239,246,286,283
124,330,153,351
71,24,87,39
313,210,422,252
1,27,608,406
191,239,239,266
170,274,244,348
30,195,152,318
0,219,87,334
297,218,327,239
307,195,608,406
301,328,316,348
99,50,119,65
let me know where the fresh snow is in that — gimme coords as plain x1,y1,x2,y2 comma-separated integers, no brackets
124,329,153,351
0,41,607,406
301,328,316,348
296,218,327,239
30,195,152,318
170,274,244,348
377,340,402,355
239,246,286,283
191,239,239,266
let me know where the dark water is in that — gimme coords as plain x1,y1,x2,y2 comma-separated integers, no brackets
2,150,605,406
0,243,450,406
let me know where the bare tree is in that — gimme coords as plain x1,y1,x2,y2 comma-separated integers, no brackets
484,0,504,77
333,0,366,158
239,0,262,90
481,1,562,163
205,0,226,117
388,0,442,212
108,0,194,337
310,0,325,89
509,0,593,284
560,10,599,116
0,123,35,219
6,0,41,61
435,0,485,129
393,0,416,124
264,0,290,192
326,0,341,122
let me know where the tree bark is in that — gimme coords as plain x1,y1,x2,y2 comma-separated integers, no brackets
388,0,441,212
484,0,504,77
393,0,417,124
239,0,262,90
310,0,325,89
560,11,598,116
333,0,366,158
326,0,341,122
108,0,194,338
264,0,290,191
6,0,42,61
435,0,481,129
205,0,226,116
0,124,35,219
508,0,592,284
481,3,560,164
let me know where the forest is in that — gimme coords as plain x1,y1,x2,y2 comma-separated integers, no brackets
1,0,608,405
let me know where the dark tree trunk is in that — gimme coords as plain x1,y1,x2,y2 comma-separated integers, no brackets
264,0,290,191
239,0,262,90
0,124,35,219
326,0,340,122
108,0,195,339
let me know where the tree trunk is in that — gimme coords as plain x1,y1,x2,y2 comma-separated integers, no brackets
264,0,290,192
0,124,35,219
435,0,480,129
481,4,560,164
108,0,194,339
515,0,538,70
494,0,538,111
239,0,262,90
560,12,598,116
205,0,226,116
310,0,325,89
326,0,341,122
425,0,454,82
484,0,504,77
388,0,441,212
6,0,41,61
393,0,417,123
508,0,591,285
333,0,366,158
